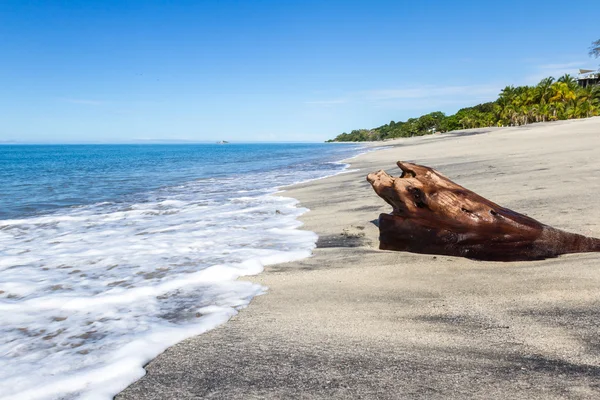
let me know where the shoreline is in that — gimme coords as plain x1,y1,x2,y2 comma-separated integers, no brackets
118,117,600,399
0,143,367,400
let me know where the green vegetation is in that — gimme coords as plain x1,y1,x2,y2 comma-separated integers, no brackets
328,39,600,142
327,75,600,142
591,39,600,61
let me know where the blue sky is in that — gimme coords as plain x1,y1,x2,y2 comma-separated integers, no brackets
1,0,598,143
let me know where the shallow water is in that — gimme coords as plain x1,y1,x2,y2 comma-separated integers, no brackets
0,143,363,399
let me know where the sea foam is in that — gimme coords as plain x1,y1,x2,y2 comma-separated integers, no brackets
0,143,368,399
0,171,339,399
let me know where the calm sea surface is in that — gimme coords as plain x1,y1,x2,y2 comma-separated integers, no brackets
0,143,364,399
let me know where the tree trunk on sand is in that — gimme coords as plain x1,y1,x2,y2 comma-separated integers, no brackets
366,162,600,262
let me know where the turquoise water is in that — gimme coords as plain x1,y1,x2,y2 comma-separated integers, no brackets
0,143,364,400
0,143,361,220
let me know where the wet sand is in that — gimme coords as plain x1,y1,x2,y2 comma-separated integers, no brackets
118,117,600,399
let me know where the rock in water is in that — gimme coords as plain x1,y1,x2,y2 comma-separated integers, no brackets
366,161,600,261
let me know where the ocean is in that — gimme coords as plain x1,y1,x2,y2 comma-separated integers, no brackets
0,143,364,400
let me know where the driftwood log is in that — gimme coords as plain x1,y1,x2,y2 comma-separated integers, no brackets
367,161,600,261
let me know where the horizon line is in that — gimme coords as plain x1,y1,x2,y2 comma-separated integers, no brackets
0,140,339,145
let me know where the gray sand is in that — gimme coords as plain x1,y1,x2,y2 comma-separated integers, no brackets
118,117,600,399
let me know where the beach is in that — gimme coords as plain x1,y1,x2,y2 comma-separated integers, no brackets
118,117,600,399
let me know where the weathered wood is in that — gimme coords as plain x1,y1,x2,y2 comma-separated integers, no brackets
366,161,600,261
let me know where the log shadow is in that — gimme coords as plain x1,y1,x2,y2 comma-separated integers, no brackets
316,234,370,249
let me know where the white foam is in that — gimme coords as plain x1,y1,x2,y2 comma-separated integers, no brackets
0,146,369,400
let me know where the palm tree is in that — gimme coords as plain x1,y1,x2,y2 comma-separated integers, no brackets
565,101,580,119
589,101,599,118
517,86,536,107
536,77,555,104
590,39,600,60
493,103,503,123
557,74,579,92
540,103,551,122
508,105,519,126
555,102,567,120
498,103,514,126
529,104,541,123
578,100,591,118
550,82,576,104
591,85,600,102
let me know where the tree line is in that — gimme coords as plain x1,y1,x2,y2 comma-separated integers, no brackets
328,40,600,142
327,75,600,142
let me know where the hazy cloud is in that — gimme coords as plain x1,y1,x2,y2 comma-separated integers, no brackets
526,60,589,84
365,84,500,101
59,98,105,105
305,84,501,109
304,98,348,106
537,61,584,70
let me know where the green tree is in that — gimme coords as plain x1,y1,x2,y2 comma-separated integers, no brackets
536,77,555,105
327,43,600,143
590,39,600,61
557,74,579,92
549,82,576,104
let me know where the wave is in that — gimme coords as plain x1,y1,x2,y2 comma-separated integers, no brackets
0,145,368,399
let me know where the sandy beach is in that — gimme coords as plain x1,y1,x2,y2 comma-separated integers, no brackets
118,117,600,399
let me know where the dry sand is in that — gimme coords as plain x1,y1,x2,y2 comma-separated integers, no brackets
118,117,600,399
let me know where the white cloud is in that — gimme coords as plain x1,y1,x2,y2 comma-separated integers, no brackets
525,60,590,84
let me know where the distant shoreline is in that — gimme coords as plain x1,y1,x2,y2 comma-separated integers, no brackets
328,75,600,143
